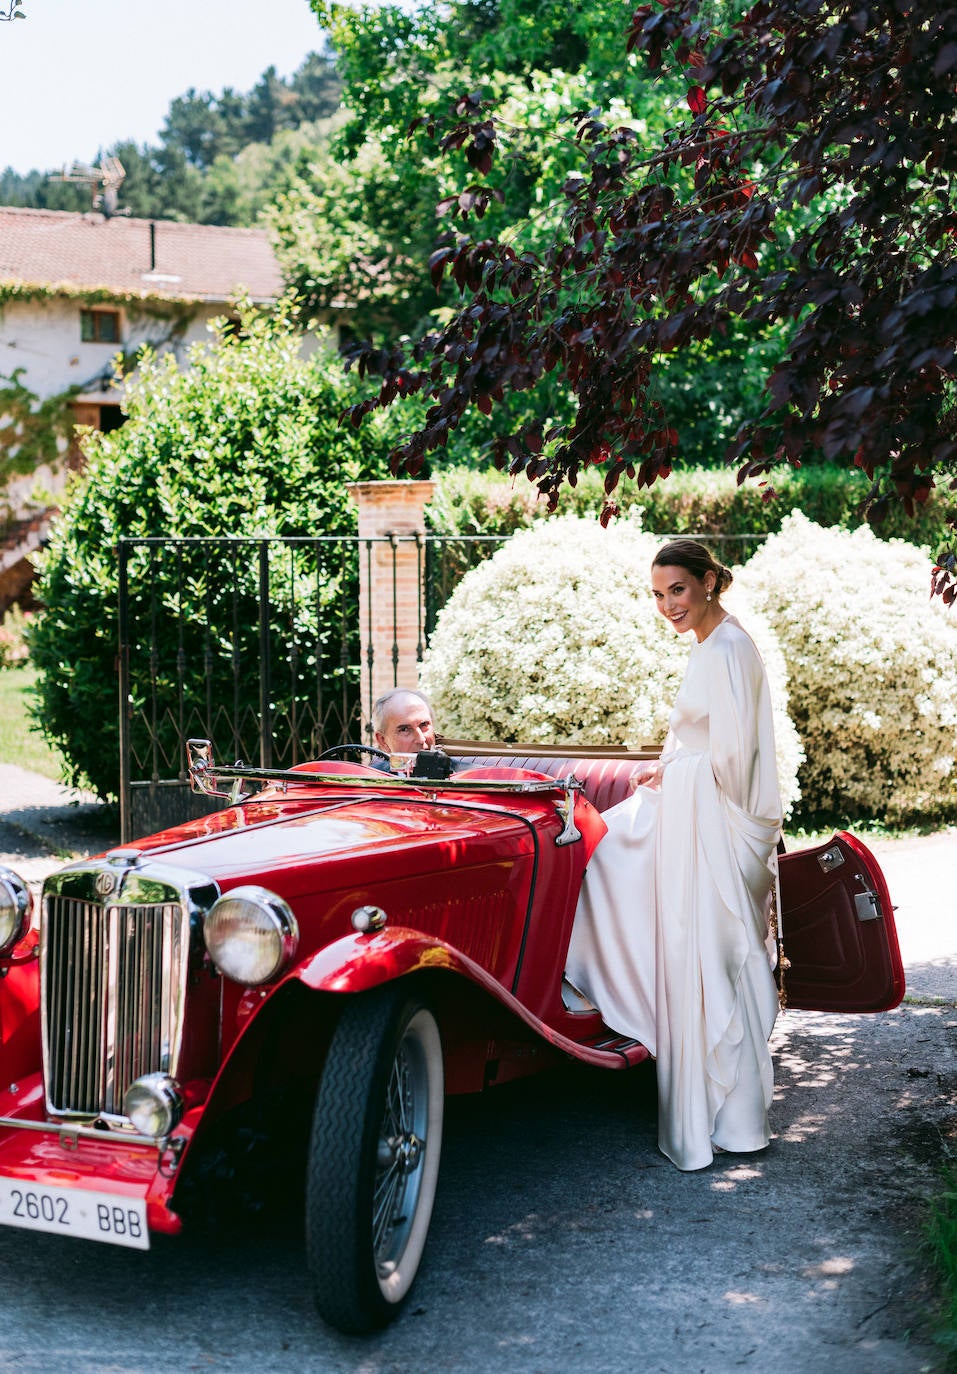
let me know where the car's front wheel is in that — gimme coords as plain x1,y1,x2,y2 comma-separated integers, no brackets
305,984,444,1333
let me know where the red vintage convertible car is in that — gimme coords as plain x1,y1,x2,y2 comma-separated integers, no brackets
0,739,904,1334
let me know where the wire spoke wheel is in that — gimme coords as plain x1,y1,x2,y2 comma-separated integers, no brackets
305,986,444,1333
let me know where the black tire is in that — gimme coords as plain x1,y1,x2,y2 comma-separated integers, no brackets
305,985,444,1334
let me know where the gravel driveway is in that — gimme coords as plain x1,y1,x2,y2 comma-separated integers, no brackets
0,766,954,1373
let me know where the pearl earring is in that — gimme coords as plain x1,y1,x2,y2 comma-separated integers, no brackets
706,590,712,602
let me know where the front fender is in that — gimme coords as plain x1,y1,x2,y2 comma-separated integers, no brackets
294,927,500,997
291,929,647,1069
0,932,41,1085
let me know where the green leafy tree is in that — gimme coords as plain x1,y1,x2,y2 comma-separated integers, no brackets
198,119,342,228
161,89,237,170
29,309,415,799
283,0,788,469
243,66,291,146
156,51,340,173
338,0,957,596
293,0,682,337
288,50,343,124
0,166,43,203
102,139,207,222
30,177,88,213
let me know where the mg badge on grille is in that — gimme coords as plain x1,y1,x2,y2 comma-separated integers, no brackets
94,871,117,897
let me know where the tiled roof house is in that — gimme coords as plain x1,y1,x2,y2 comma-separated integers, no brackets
0,207,283,305
0,207,290,612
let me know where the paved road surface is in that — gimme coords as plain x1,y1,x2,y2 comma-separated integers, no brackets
0,765,954,1373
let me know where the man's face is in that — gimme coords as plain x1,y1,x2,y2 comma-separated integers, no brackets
374,694,436,755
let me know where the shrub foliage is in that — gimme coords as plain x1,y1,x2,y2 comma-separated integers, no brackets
421,516,803,815
341,2,957,600
738,513,957,824
29,314,404,798
426,465,951,551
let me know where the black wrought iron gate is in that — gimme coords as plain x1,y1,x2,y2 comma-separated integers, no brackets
116,533,507,841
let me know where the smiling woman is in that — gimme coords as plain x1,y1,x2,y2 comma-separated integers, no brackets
650,539,734,643
567,537,786,1173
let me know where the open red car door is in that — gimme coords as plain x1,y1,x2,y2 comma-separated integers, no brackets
778,832,905,1013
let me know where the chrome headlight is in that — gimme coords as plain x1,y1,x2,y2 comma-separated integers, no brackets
203,885,299,986
0,866,32,955
124,1073,184,1138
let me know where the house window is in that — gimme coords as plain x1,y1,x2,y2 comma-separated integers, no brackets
80,309,121,344
98,404,125,433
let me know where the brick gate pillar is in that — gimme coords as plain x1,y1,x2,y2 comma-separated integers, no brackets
347,479,435,740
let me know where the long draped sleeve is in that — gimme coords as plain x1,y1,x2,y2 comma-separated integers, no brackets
699,623,783,924
706,626,782,829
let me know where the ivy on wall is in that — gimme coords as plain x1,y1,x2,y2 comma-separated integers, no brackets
0,290,204,526
0,282,223,318
0,369,80,487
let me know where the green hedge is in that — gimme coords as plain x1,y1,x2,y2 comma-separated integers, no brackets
426,464,951,554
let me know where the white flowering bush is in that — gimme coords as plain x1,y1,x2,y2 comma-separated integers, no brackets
421,516,803,814
737,511,957,823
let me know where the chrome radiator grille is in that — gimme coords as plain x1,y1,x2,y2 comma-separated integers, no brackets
42,895,188,1116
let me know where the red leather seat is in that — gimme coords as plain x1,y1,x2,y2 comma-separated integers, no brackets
453,753,651,813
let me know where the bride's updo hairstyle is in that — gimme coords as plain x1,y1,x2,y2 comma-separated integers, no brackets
652,539,733,598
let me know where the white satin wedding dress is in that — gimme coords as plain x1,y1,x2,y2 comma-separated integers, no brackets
566,615,783,1171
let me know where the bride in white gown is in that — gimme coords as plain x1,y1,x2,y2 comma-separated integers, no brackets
566,539,783,1172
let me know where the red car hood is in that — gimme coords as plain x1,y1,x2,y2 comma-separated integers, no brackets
110,787,541,895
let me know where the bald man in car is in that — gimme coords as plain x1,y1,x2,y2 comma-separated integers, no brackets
371,688,437,758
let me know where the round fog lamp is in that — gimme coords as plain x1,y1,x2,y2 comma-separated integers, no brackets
0,867,32,956
124,1073,183,1138
204,886,299,986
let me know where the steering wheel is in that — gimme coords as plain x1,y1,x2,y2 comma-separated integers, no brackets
318,743,392,764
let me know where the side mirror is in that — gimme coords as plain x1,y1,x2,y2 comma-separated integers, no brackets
187,739,213,773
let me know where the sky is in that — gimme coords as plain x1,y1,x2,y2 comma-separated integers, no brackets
0,0,325,175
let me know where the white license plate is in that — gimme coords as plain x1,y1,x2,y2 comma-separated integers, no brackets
0,1178,149,1249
